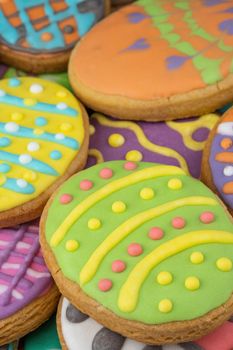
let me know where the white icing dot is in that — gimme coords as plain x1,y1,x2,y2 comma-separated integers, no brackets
30,83,43,94
5,122,19,133
0,89,6,97
55,133,65,140
223,165,233,177
56,102,68,110
27,142,40,152
16,179,28,188
19,154,32,164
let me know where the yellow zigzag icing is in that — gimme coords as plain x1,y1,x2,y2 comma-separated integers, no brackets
50,165,185,247
118,230,233,313
166,114,219,151
93,114,190,174
88,148,104,163
79,196,217,285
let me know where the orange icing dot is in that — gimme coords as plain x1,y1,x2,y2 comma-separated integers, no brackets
41,32,53,42
221,138,232,150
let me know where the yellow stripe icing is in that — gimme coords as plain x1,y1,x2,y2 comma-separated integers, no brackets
118,230,233,313
88,148,104,163
166,114,219,151
50,165,185,247
79,196,217,285
93,114,190,174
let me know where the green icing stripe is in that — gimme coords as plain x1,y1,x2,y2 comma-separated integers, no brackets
137,0,232,84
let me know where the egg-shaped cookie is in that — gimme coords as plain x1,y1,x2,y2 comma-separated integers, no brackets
0,1,110,73
202,107,233,215
69,0,233,121
0,77,88,227
41,161,233,344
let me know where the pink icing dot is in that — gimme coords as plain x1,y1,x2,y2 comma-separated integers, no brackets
127,243,143,256
98,279,113,292
172,217,186,229
124,161,138,170
79,179,93,191
148,227,164,240
200,211,215,224
99,168,113,179
112,260,126,273
59,193,73,204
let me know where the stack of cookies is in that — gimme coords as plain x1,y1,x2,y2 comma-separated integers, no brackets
0,1,232,350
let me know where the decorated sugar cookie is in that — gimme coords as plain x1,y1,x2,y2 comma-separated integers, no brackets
41,160,233,344
19,315,61,350
0,0,110,73
69,0,233,121
58,297,233,350
0,77,88,227
0,221,59,346
0,64,71,91
202,107,233,215
87,113,219,178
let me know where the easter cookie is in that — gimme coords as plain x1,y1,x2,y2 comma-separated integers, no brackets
58,297,233,350
69,0,233,121
19,315,61,350
0,77,88,227
41,160,233,344
0,0,110,73
0,221,59,345
202,107,233,215
87,113,219,178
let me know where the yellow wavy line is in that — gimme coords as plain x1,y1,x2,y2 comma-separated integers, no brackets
93,113,190,174
166,114,219,151
50,165,185,247
80,196,217,285
118,230,233,313
88,149,104,164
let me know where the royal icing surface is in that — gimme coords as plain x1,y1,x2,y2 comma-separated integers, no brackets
45,161,233,324
20,315,61,350
0,77,84,212
73,0,233,99
0,0,106,53
61,298,233,350
209,107,233,209
87,113,219,178
0,222,52,320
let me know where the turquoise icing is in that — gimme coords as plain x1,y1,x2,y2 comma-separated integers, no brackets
0,163,11,173
3,177,35,194
0,93,78,116
0,137,11,147
0,150,58,176
35,117,48,126
0,0,101,53
50,150,62,160
8,78,21,87
0,122,79,150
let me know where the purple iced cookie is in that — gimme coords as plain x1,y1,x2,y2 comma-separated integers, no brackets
87,113,219,178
